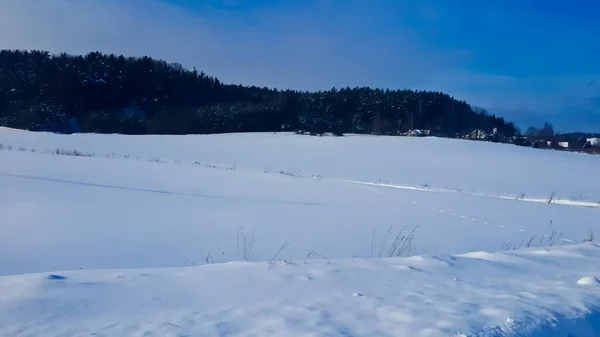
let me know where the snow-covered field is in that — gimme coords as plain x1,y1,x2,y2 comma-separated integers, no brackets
0,128,599,336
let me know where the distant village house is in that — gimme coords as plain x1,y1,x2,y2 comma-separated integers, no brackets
547,141,569,149
585,137,600,148
402,129,430,137
465,129,488,140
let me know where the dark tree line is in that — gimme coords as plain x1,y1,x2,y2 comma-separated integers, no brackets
0,49,517,136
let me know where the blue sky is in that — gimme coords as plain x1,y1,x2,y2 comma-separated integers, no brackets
1,0,599,132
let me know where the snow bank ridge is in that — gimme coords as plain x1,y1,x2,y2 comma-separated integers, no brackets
1,243,599,336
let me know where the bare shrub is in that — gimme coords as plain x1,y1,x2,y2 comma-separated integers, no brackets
194,161,236,171
373,225,418,258
277,170,304,178
53,148,94,157
183,256,197,266
196,248,225,264
499,223,581,251
387,226,418,257
370,228,376,257
268,242,294,267
303,249,330,264
546,229,564,246
237,226,256,261
265,167,321,179
547,191,556,204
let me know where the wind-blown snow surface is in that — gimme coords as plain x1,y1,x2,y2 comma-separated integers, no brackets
0,129,598,275
2,128,600,201
1,243,600,336
1,129,600,336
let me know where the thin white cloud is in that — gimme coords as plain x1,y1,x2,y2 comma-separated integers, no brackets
0,0,461,91
426,70,600,112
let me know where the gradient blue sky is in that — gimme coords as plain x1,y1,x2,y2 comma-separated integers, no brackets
1,0,599,132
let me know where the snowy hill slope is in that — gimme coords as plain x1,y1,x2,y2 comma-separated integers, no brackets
0,147,597,276
0,243,599,337
0,129,599,336
2,128,600,202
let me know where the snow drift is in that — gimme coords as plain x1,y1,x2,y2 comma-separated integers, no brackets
0,243,599,336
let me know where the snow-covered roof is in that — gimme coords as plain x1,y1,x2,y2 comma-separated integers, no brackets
587,138,600,145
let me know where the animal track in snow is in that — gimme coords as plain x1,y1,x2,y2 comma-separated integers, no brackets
360,185,573,245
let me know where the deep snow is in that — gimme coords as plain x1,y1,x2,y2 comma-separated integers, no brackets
0,129,599,336
1,147,597,276
0,244,599,336
2,128,600,202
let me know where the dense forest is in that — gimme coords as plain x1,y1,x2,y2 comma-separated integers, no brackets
0,49,517,136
